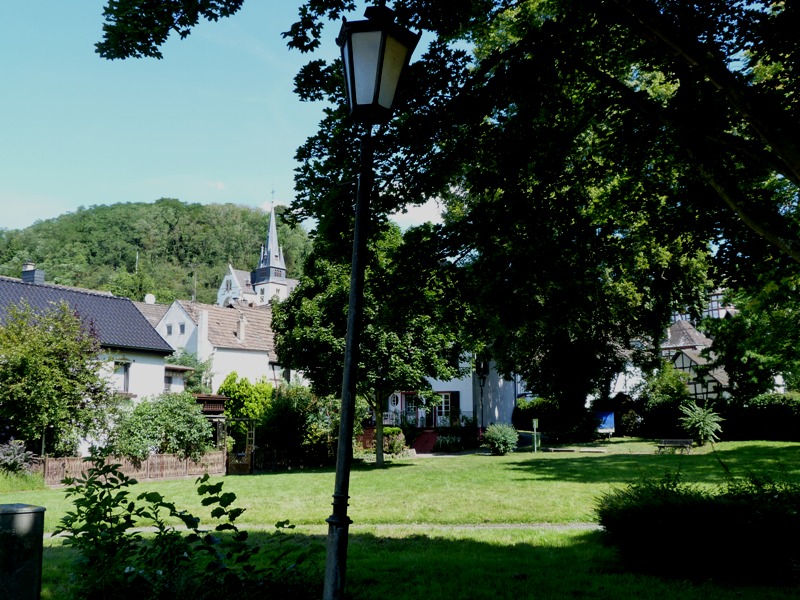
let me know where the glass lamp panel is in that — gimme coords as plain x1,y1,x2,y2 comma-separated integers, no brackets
378,34,408,109
350,30,382,106
341,38,354,111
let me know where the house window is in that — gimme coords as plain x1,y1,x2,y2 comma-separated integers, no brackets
115,362,130,393
225,279,232,291
164,375,173,392
179,323,185,335
166,324,173,336
436,393,451,427
260,288,265,300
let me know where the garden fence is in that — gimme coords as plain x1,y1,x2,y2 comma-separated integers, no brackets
42,451,226,486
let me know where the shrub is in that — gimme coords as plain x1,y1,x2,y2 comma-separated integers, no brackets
679,401,723,445
382,426,406,454
109,392,213,465
723,391,800,441
596,470,800,584
483,423,518,455
634,362,692,438
55,450,321,599
0,439,35,474
433,434,464,453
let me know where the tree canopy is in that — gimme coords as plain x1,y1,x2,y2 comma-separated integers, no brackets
94,1,800,405
0,301,115,455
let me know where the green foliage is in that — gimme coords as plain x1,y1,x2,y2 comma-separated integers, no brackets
381,427,406,455
432,434,464,453
678,402,723,446
0,439,35,474
217,372,273,443
255,383,366,467
634,362,692,438
596,470,800,584
166,349,213,394
272,223,468,462
483,423,519,456
0,200,311,304
723,391,800,441
0,300,115,456
54,450,319,598
700,288,800,402
512,396,598,443
108,392,212,464
0,470,45,493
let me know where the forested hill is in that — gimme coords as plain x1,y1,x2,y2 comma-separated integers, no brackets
0,198,312,304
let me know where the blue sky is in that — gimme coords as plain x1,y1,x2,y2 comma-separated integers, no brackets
0,1,441,231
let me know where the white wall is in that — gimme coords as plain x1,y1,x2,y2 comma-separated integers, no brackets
101,351,168,401
426,362,519,427
209,348,271,393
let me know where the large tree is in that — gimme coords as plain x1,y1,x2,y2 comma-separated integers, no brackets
94,1,800,408
0,301,115,456
272,222,468,464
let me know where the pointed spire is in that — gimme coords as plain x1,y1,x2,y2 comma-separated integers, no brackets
260,203,286,272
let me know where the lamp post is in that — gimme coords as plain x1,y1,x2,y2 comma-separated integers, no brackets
477,358,489,433
323,4,420,600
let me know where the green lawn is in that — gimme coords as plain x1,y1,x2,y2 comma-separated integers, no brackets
6,438,800,599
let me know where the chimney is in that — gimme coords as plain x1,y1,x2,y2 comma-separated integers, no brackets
237,313,247,342
21,262,45,284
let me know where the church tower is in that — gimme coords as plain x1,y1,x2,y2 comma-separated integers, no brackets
251,204,293,303
216,204,298,307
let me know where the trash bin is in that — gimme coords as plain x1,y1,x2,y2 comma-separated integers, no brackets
0,504,46,600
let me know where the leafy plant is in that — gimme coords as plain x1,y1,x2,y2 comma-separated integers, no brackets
0,438,35,474
53,450,145,596
483,423,519,455
433,434,463,453
166,349,213,394
679,401,723,445
108,392,213,465
382,427,406,455
596,469,800,584
0,300,116,455
54,449,320,599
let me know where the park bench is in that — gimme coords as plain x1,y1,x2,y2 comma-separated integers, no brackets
656,439,693,454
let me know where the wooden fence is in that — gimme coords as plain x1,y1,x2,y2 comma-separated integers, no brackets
43,451,226,487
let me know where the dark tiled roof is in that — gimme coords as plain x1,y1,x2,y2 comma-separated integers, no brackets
0,276,173,354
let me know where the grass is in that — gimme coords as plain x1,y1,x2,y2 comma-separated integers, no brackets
6,438,800,599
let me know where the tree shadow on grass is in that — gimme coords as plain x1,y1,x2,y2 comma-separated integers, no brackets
43,526,799,600
506,443,800,485
247,458,417,478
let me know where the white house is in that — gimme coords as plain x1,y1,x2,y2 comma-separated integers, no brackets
383,360,523,430
147,299,290,392
0,267,176,402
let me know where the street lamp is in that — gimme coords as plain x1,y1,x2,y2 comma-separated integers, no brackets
324,3,420,600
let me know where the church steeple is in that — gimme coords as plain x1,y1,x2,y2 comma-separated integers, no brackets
217,202,298,307
259,203,286,273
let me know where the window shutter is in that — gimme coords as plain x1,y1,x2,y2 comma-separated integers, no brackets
450,391,460,426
